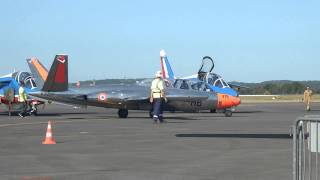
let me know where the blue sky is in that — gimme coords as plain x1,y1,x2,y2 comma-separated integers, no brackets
0,0,319,82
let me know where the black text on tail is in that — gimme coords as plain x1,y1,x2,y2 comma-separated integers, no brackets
42,55,68,92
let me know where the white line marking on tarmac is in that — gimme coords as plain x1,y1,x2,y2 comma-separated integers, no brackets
0,120,89,128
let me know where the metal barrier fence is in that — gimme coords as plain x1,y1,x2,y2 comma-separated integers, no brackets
293,116,320,180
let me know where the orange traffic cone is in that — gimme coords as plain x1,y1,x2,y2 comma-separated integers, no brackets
42,121,56,144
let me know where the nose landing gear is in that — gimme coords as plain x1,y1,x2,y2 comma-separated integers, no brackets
224,109,233,117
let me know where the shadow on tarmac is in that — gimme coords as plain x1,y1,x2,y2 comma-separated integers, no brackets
234,111,265,114
0,112,99,117
175,133,292,139
33,112,99,116
120,116,198,121
164,116,197,120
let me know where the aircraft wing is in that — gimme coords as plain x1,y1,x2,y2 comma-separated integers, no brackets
0,81,11,89
0,78,15,89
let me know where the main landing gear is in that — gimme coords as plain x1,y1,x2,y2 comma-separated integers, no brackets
210,109,217,113
211,108,232,117
118,109,128,118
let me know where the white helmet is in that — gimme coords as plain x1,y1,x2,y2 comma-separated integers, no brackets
155,70,162,78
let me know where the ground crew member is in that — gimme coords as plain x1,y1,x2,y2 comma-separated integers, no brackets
18,82,28,117
5,88,14,116
150,71,167,123
303,87,313,111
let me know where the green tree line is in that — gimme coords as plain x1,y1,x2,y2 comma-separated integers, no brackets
239,82,320,95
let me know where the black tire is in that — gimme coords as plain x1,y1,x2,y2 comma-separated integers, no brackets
210,109,217,113
118,109,128,118
225,110,232,117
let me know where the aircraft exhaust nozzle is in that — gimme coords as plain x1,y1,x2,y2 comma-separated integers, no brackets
160,49,166,58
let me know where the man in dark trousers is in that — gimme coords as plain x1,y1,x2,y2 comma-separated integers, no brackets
18,82,28,117
150,71,167,123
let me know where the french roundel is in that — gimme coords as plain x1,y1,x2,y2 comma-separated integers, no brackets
98,93,108,102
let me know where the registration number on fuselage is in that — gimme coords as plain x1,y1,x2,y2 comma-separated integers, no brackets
189,101,202,107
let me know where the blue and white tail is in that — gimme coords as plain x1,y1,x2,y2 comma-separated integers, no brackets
160,50,175,82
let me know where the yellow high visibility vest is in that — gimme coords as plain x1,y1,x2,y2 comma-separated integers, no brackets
304,89,312,103
151,78,164,98
18,86,27,102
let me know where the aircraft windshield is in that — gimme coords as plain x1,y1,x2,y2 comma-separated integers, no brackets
221,79,228,87
207,73,219,85
12,72,38,89
215,80,223,88
206,73,230,88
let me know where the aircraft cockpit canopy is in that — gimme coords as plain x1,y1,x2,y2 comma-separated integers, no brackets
196,56,230,89
206,73,230,88
198,56,214,74
174,79,191,90
198,56,214,81
12,72,37,89
174,79,210,91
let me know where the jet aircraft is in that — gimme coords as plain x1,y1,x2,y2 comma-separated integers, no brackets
28,55,238,118
160,51,280,105
0,70,44,115
159,50,241,115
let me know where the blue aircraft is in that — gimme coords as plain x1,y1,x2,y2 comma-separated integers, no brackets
0,68,44,116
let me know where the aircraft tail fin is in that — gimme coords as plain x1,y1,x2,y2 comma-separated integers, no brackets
27,57,49,89
42,55,68,92
160,49,175,81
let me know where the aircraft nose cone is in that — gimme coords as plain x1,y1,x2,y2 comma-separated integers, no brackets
217,94,241,109
231,96,241,106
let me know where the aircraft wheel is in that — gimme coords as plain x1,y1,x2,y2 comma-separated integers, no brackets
118,109,128,118
225,110,232,117
210,109,217,113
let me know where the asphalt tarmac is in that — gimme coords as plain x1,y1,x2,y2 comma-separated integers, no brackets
0,102,319,180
